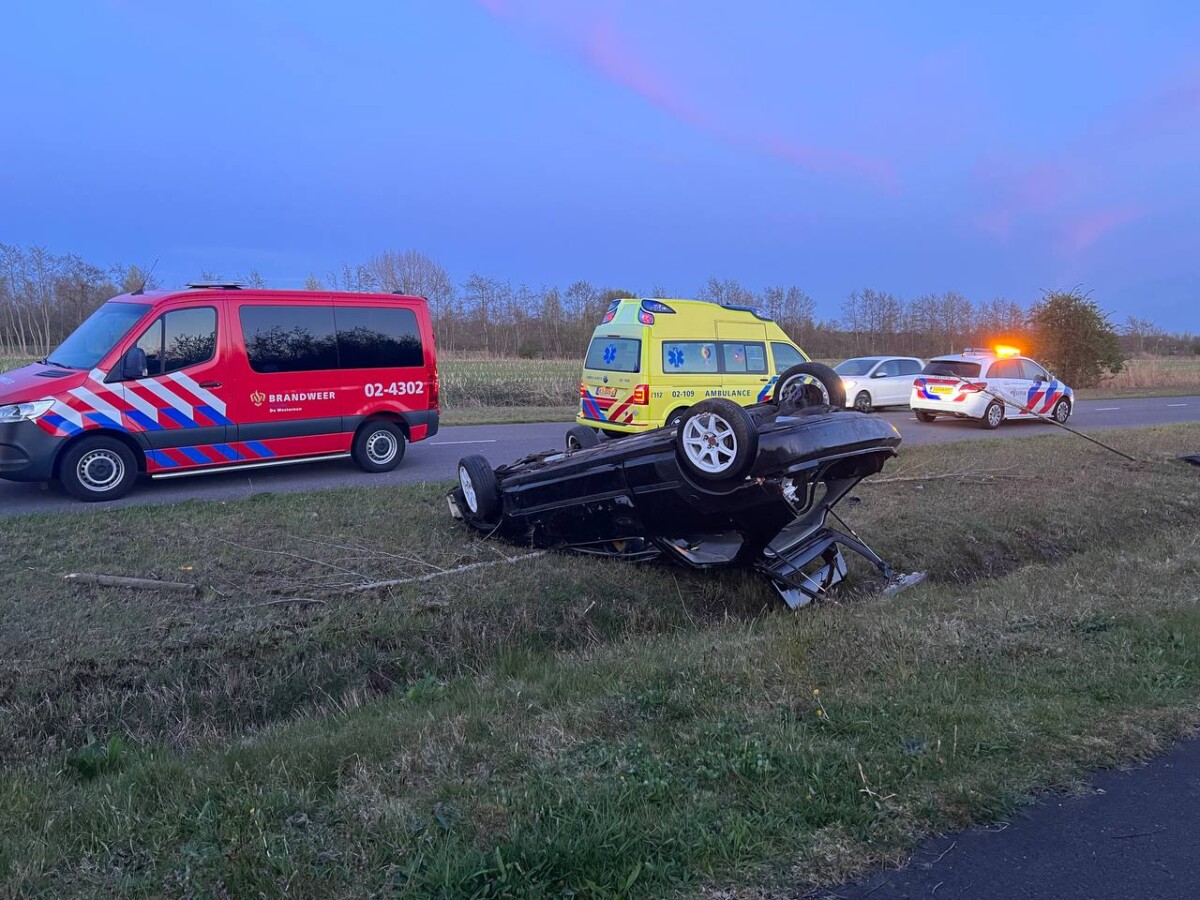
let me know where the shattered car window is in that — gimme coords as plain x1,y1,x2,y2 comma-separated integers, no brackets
662,341,720,374
585,337,641,372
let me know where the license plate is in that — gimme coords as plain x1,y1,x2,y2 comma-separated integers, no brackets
930,385,953,395
596,386,618,398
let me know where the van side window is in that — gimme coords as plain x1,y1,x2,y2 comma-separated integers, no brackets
771,342,805,372
335,306,423,369
241,305,339,373
662,341,720,374
132,307,217,376
722,343,768,374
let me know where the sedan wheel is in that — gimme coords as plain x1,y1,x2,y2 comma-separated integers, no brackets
682,412,738,473
1053,399,1071,423
854,391,872,413
674,398,758,483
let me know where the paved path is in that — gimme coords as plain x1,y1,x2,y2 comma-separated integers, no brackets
821,737,1200,900
1,395,1196,516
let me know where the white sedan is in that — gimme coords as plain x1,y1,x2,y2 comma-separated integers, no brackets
834,356,925,412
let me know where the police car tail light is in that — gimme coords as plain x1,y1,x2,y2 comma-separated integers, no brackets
960,382,987,393
638,310,655,325
631,384,650,405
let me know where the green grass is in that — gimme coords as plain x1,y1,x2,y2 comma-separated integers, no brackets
440,404,577,426
1,426,1198,897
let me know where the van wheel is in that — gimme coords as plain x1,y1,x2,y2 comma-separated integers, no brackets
566,425,601,451
774,363,846,409
853,391,873,413
675,399,758,483
914,410,937,423
980,401,1004,430
352,420,406,473
457,455,500,520
60,436,139,502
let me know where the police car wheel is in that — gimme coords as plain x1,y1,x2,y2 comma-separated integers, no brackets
566,425,601,451
774,363,846,409
914,410,937,423
981,401,1004,430
675,398,758,482
60,436,138,502
457,454,500,520
1053,399,1071,423
853,391,873,413
352,420,406,473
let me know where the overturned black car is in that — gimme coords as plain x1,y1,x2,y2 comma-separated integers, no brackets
449,364,923,607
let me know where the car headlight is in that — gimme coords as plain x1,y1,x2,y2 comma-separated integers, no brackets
0,399,55,423
841,379,857,389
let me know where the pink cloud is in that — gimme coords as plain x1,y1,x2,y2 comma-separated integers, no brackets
1062,208,1141,254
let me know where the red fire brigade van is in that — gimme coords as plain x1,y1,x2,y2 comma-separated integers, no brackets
0,284,439,501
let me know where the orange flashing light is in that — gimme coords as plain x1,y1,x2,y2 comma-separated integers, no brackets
994,344,1021,357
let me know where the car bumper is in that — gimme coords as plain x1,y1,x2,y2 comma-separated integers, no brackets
909,393,990,417
0,420,62,482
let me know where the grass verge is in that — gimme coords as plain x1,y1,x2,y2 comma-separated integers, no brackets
0,426,1198,897
439,404,577,426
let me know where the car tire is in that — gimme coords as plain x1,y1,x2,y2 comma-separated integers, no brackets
60,435,139,502
352,419,406,473
666,407,689,429
1052,398,1071,424
566,424,601,451
853,391,873,413
675,398,758,483
457,454,500,520
980,400,1004,430
773,363,846,409
914,410,937,423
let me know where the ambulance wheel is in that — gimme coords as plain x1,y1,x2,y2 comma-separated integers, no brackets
774,363,846,409
352,419,406,472
667,407,689,428
675,399,757,483
980,401,1004,430
566,425,601,451
914,410,937,423
457,454,500,520
1052,398,1072,424
60,436,139,502
853,391,873,413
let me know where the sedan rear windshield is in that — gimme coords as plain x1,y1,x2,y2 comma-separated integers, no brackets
922,359,981,378
585,337,641,373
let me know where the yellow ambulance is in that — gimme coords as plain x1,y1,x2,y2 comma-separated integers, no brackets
576,298,811,435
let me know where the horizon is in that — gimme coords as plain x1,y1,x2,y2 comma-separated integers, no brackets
2,1,1197,330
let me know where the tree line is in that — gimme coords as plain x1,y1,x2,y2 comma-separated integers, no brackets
1,243,1194,363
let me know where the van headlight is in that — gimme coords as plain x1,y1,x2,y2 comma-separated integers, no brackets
0,399,55,423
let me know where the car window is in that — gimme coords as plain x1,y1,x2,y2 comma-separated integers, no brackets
771,342,806,372
875,359,902,377
987,359,1022,379
922,359,981,379
834,358,878,376
334,306,423,369
134,318,165,377
662,341,719,374
721,342,768,374
1019,359,1049,381
162,307,217,373
585,337,641,373
899,359,923,376
241,305,339,373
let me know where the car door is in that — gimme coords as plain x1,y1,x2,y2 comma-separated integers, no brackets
869,358,904,406
716,322,769,404
985,358,1025,414
1019,358,1056,414
106,302,232,468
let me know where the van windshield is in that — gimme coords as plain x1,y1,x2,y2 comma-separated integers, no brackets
584,337,641,373
45,301,150,370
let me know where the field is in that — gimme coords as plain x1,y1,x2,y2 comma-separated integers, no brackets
1,426,1198,897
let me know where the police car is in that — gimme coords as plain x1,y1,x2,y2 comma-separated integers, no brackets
910,347,1073,429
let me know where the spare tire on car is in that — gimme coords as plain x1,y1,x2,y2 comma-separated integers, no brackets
773,362,846,410
674,398,758,483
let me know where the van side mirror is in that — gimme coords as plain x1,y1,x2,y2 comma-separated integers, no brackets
116,347,148,381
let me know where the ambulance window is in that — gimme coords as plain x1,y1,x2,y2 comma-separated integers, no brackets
163,307,217,373
335,306,423,369
241,305,339,373
721,342,768,374
662,341,719,374
771,342,806,371
584,337,641,372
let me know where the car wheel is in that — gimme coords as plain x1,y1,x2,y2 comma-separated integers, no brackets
914,410,937,423
666,407,689,429
457,454,500,520
980,400,1004,430
1052,398,1071,424
853,391,873,413
773,363,846,409
352,419,406,473
675,398,758,483
60,436,139,502
566,424,601,451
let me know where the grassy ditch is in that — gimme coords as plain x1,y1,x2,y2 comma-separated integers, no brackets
0,426,1198,897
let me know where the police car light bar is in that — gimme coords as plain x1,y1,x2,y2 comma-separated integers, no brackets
994,345,1021,357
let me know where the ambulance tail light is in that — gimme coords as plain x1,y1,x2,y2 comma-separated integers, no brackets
579,381,588,398
631,384,650,405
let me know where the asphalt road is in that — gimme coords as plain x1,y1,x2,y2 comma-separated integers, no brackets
2,395,1196,516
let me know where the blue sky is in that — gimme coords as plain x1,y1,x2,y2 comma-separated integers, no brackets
2,0,1197,329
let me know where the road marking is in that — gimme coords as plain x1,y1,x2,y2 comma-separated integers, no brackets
1095,407,1121,411
429,439,498,445
1167,403,1188,407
